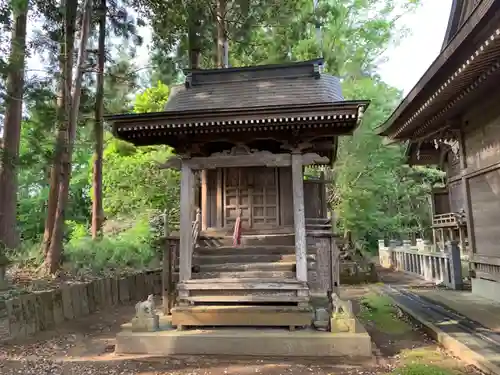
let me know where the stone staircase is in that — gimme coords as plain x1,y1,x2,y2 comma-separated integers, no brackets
171,232,314,330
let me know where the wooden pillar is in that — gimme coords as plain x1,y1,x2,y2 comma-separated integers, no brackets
216,168,223,228
201,169,208,231
162,210,173,315
179,161,194,282
292,152,307,282
457,127,476,255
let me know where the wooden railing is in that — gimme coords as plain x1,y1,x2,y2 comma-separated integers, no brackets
378,239,464,290
232,208,242,246
192,208,201,248
432,211,466,227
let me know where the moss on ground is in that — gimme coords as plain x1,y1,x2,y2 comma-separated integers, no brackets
358,293,412,334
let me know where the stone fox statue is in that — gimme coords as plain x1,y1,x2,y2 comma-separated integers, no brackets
135,294,156,317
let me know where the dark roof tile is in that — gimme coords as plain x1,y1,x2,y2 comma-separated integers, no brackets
164,61,344,112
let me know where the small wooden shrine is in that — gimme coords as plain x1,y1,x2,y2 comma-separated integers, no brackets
108,59,369,330
379,0,500,302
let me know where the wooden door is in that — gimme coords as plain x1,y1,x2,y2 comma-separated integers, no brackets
251,167,278,228
223,167,278,229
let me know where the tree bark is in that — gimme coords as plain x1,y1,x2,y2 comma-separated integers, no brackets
41,0,77,258
0,0,29,252
46,0,92,274
91,0,106,240
216,0,227,68
187,5,202,69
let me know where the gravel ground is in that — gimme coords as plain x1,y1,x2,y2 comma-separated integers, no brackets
0,284,483,375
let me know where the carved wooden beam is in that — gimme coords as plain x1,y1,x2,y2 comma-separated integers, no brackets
159,145,330,170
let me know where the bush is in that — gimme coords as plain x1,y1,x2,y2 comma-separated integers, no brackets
64,216,158,274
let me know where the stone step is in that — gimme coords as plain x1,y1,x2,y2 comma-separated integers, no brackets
171,304,312,328
198,261,296,272
193,253,314,265
194,245,296,256
192,270,295,279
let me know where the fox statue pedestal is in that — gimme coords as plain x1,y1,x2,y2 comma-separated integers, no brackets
132,294,160,332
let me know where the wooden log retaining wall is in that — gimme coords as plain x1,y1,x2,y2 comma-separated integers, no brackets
0,268,162,343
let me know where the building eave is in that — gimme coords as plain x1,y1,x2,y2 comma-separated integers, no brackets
377,0,498,140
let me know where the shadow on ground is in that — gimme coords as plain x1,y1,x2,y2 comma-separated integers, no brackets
0,282,483,375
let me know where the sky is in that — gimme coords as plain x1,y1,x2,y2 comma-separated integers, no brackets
24,0,452,96
377,0,453,94
125,0,454,95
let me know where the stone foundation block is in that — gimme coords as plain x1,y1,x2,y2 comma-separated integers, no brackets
131,315,160,332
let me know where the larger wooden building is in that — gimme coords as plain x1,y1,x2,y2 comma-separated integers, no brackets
108,59,369,329
379,0,500,302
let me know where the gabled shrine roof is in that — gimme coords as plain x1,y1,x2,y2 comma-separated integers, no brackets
106,58,369,160
163,59,344,112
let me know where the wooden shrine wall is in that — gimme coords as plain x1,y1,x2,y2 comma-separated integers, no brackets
304,180,328,219
203,166,328,229
433,191,450,215
463,90,500,280
204,166,295,229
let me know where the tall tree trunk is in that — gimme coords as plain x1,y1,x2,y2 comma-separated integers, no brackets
216,0,227,68
46,0,92,274
41,0,77,258
187,6,202,69
0,0,29,252
91,0,106,240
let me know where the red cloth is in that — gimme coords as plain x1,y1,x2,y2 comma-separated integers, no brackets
233,215,242,246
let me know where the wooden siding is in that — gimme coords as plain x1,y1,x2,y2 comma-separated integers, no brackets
206,169,218,228
447,151,461,178
433,191,451,215
463,90,500,269
304,180,328,219
468,171,500,257
278,167,294,226
464,93,500,172
448,180,464,213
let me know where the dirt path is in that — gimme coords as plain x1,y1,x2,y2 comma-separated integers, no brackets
0,285,482,375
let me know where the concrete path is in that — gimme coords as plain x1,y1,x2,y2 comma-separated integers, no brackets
376,268,500,375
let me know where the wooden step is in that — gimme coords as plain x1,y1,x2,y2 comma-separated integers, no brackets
193,253,314,265
182,295,309,303
194,245,296,256
192,270,295,280
179,278,307,289
199,261,296,272
200,233,295,246
171,304,313,328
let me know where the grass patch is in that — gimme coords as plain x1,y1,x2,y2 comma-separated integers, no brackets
388,346,469,375
388,364,459,375
359,293,412,334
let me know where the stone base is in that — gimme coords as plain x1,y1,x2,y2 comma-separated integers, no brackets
115,327,372,357
131,314,160,332
330,314,364,333
472,277,500,303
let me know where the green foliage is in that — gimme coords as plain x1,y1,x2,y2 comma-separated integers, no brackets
133,81,170,113
333,77,444,250
102,142,180,218
6,0,444,276
64,215,157,273
358,293,412,334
